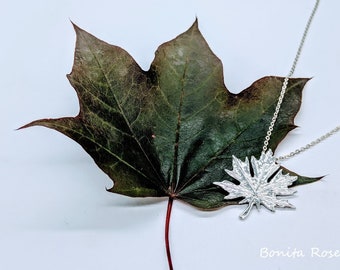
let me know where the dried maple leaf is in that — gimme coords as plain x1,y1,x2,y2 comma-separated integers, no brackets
214,150,297,219
20,20,320,269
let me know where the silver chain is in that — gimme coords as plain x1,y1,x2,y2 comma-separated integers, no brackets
263,0,340,160
277,126,340,161
262,0,320,153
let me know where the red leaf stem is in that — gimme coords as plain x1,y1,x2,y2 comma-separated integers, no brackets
165,196,174,270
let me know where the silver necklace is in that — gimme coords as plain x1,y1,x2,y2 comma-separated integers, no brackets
214,0,340,219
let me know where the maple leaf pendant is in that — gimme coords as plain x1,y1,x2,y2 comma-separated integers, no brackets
214,150,297,219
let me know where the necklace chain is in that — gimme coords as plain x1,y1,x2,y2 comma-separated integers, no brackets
277,126,340,161
262,0,321,153
262,0,340,160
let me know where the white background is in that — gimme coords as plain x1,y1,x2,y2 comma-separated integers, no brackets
1,0,340,269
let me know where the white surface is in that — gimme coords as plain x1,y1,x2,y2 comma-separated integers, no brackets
1,0,340,269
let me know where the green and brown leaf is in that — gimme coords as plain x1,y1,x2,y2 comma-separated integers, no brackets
21,20,319,209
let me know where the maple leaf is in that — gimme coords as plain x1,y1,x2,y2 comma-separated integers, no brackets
20,20,321,269
21,20,318,208
214,150,297,219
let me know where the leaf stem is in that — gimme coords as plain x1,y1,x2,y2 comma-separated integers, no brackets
165,196,174,270
239,200,255,220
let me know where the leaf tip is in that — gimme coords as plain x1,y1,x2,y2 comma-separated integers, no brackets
185,17,199,34
69,21,89,38
194,16,199,26
69,18,76,27
191,17,199,30
70,20,81,32
18,117,77,133
17,121,38,131
17,119,52,131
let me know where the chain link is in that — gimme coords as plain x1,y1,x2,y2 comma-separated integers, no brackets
277,126,340,161
262,0,320,153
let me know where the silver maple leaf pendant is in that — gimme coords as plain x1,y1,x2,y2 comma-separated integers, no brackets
214,150,297,219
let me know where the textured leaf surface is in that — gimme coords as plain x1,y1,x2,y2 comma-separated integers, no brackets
22,20,319,209
215,150,298,219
